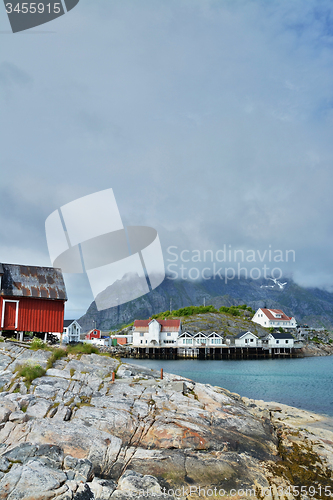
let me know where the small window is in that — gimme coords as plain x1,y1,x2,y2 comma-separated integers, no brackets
140,340,143,344
276,340,279,344
286,340,289,344
250,338,254,342
140,333,144,337
167,332,171,337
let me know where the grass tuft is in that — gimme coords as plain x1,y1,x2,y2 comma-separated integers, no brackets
14,361,46,385
67,343,99,355
30,337,47,350
46,348,68,370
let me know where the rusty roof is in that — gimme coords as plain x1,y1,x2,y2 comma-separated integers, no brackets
134,319,181,331
0,263,67,301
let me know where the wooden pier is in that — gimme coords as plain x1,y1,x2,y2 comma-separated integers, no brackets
124,346,299,360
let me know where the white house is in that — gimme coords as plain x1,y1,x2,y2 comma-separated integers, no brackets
178,331,194,346
235,331,259,347
208,332,224,345
132,318,181,346
87,337,111,347
252,308,297,329
265,332,295,348
56,320,81,344
193,331,208,346
177,331,225,347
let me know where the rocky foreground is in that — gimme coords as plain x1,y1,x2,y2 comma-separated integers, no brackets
0,342,332,499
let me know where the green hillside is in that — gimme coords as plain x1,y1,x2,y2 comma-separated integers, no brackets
136,304,270,338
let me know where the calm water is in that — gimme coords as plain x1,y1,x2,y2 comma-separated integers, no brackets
123,356,333,417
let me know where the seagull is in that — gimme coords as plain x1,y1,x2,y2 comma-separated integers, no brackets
261,277,287,289
267,277,287,289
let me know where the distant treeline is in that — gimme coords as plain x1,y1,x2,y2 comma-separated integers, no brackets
151,304,255,319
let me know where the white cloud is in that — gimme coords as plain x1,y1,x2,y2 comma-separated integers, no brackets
1,0,332,305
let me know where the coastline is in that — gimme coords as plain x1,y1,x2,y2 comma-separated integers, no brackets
0,342,332,498
240,394,333,465
299,342,333,357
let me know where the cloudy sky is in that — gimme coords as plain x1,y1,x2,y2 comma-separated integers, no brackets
1,0,333,317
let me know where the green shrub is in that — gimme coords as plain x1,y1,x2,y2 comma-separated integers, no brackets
219,306,230,313
229,307,240,316
30,337,46,350
152,305,218,319
152,303,256,318
219,304,255,316
15,361,46,384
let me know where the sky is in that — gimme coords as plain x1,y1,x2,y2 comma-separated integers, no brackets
1,0,333,318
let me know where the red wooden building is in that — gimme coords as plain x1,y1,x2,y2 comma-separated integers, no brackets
85,329,101,341
0,263,67,334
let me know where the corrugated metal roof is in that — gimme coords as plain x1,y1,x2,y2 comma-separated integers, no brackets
134,319,181,331
0,263,67,301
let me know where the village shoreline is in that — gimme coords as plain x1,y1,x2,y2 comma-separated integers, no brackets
97,341,333,360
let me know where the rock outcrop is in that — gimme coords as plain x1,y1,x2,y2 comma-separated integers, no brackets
0,342,332,499
299,343,333,357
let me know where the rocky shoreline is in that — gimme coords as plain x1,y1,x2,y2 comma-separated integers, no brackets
0,342,332,499
298,342,333,357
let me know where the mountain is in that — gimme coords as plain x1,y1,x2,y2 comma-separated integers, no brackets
77,276,333,332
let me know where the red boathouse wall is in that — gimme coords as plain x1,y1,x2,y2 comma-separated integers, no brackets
0,297,65,333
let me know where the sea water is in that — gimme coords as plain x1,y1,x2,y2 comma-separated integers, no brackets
124,356,333,416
